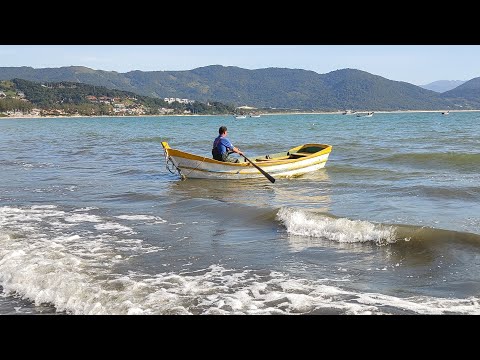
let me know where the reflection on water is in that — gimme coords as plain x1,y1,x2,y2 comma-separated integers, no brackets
167,169,332,210
169,178,275,207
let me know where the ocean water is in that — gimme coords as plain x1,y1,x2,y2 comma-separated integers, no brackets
0,112,479,315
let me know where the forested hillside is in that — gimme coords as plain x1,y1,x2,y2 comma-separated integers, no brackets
0,65,470,110
0,78,235,116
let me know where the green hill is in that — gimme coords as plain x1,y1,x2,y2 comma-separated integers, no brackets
0,65,470,110
441,77,480,108
420,80,466,93
0,78,235,116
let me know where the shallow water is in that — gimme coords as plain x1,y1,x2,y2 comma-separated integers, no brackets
0,112,479,314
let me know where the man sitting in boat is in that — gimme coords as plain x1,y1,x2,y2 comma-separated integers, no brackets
212,126,244,163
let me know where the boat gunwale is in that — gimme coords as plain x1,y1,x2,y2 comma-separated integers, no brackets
163,142,332,167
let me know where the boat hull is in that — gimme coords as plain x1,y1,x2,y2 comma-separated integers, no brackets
162,142,332,180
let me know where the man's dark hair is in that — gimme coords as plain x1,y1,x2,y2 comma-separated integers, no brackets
219,126,227,135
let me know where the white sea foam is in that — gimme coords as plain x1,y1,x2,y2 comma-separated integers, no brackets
1,240,479,314
95,222,135,234
0,205,163,314
31,205,58,210
1,205,479,315
65,214,102,223
276,207,398,245
116,215,167,223
72,207,99,212
116,215,155,220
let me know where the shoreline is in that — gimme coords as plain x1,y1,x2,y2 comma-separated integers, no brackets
263,109,480,115
2,109,480,120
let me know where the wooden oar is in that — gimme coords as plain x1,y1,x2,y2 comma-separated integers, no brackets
241,154,276,183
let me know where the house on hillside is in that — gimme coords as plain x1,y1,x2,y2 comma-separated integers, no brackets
164,97,195,104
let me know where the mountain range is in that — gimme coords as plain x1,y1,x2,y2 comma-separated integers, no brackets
420,80,466,93
1,65,480,110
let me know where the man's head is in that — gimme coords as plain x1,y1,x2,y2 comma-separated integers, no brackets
219,126,227,135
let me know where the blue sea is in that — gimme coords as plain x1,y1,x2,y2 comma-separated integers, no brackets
1,112,479,314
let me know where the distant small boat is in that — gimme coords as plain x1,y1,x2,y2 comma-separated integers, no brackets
357,112,374,118
249,114,261,118
441,111,449,115
234,115,247,119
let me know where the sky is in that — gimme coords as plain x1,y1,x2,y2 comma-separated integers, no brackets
1,45,479,86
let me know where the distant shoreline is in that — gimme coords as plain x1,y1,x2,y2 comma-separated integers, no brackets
263,109,480,115
2,109,480,120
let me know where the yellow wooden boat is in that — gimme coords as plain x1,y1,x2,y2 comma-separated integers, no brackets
162,142,332,181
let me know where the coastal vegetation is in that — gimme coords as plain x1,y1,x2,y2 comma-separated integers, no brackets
442,78,480,107
3,65,480,111
0,79,235,117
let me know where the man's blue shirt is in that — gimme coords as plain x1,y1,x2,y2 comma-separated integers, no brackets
213,135,234,155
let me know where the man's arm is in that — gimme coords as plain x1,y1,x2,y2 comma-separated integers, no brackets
225,138,244,156
232,146,244,156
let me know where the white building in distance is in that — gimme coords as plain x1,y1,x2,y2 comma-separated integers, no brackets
164,97,195,104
